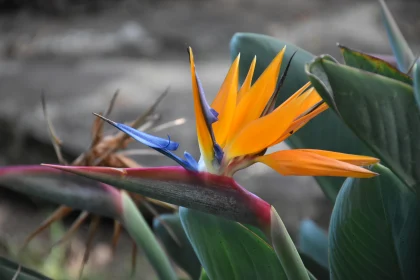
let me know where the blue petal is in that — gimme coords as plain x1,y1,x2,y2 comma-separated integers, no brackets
210,108,219,119
195,72,223,166
155,148,198,172
214,144,224,164
95,114,198,171
114,123,179,151
183,151,199,171
195,73,218,124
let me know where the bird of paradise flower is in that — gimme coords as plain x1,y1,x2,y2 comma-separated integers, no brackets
84,47,378,180
45,46,379,280
45,45,380,234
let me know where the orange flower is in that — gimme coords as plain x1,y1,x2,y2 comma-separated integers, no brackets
93,47,379,179
189,47,378,177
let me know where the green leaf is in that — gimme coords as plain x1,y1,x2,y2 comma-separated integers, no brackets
379,0,414,72
299,253,329,280
413,60,420,111
179,207,287,280
299,220,328,269
338,44,412,85
199,269,210,280
269,207,310,280
153,214,201,280
230,33,373,201
120,192,177,280
306,57,420,192
367,54,397,67
329,164,420,280
0,257,52,280
0,166,122,219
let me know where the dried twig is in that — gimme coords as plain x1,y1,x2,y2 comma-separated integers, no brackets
19,206,72,255
41,94,68,165
52,211,89,248
78,216,101,280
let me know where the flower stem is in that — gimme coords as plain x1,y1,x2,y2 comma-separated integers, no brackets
121,191,177,280
269,206,310,280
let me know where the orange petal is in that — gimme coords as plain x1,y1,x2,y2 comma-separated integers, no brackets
295,89,323,117
277,82,311,109
274,102,329,144
212,54,240,147
226,47,286,144
293,149,379,166
189,47,215,171
250,82,314,146
225,84,306,159
237,56,256,104
256,149,378,178
211,54,240,113
275,85,316,116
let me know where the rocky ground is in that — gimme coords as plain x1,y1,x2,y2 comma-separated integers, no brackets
0,0,419,279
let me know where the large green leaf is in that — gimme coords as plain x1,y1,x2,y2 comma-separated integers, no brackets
120,192,177,280
179,207,287,280
153,214,201,280
230,33,373,201
0,257,51,280
329,164,420,280
199,269,210,280
299,220,328,269
338,44,412,85
299,253,329,280
413,60,420,111
379,0,414,72
0,166,122,219
306,56,420,192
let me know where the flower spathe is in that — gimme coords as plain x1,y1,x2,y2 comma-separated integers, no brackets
94,46,378,178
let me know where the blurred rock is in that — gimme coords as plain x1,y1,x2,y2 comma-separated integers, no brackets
0,0,123,15
1,21,160,59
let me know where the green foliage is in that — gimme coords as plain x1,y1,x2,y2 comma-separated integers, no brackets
378,0,414,72
153,213,201,280
306,55,420,192
338,44,412,85
299,253,329,280
179,207,287,280
329,164,420,280
0,168,122,219
199,269,210,280
0,257,52,280
413,61,420,111
298,220,328,269
121,192,177,280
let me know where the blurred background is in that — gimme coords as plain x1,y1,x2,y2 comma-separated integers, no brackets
0,0,419,279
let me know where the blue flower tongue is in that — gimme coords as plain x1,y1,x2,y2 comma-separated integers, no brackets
195,72,224,165
183,151,199,171
93,113,199,172
195,73,219,124
93,113,179,151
